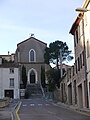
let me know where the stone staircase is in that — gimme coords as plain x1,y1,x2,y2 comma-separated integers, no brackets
25,84,43,98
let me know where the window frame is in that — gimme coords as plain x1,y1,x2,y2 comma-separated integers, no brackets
87,40,90,58
29,49,36,62
9,78,14,88
9,68,14,74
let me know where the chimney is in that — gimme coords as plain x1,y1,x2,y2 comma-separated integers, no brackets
8,51,10,55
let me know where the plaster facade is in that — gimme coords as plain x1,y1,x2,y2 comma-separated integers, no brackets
0,63,20,99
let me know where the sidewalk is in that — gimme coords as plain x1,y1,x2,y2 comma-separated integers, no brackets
0,111,12,120
53,101,90,116
0,99,19,120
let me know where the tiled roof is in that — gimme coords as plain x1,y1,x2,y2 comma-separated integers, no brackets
0,63,19,68
69,13,83,35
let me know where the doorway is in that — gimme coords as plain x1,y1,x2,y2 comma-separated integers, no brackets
4,90,14,98
78,84,83,107
68,83,72,105
30,70,35,83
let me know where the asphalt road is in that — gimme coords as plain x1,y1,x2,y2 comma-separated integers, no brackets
18,98,90,120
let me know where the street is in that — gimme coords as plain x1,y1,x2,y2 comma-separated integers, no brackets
18,98,90,120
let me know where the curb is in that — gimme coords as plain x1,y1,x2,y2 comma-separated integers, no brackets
75,108,90,117
15,102,22,120
11,112,14,120
11,101,21,120
52,101,90,117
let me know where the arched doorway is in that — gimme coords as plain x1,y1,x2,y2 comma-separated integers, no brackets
28,68,38,84
30,70,35,83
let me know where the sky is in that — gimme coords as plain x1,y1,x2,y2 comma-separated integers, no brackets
0,0,84,64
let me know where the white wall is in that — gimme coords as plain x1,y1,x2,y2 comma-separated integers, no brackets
0,69,3,98
0,67,20,99
0,57,2,64
85,2,90,108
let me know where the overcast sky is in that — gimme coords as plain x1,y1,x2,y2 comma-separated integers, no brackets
0,0,84,64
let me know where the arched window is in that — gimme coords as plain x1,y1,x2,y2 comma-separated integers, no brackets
29,49,36,62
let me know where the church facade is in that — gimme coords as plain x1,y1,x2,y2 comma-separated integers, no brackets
15,37,50,86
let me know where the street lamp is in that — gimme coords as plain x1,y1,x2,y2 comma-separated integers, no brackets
75,7,90,108
76,8,90,12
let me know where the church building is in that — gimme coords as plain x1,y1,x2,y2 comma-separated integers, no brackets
15,37,50,87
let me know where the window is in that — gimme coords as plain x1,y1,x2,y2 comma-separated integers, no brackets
80,54,82,69
80,20,83,36
87,40,90,58
76,29,79,44
74,80,77,104
82,51,84,66
29,49,36,62
10,68,14,74
78,25,80,40
74,34,76,47
67,69,69,82
69,68,71,78
30,50,34,61
10,78,14,87
74,26,80,47
78,57,80,71
75,60,77,74
72,66,74,76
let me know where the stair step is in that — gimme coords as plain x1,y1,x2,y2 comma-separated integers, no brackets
25,84,43,98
